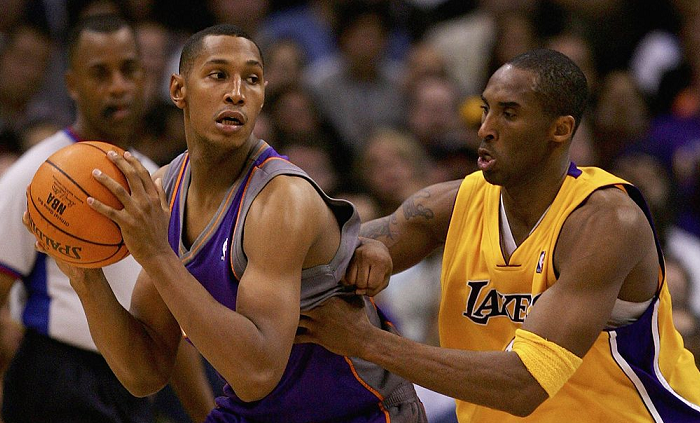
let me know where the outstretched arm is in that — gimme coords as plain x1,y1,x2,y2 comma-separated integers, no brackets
300,188,658,416
360,180,459,274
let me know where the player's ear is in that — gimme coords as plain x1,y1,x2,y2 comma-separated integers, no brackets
551,115,575,144
170,74,186,109
65,70,78,102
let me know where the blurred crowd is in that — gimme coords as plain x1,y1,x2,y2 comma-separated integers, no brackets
1,0,700,421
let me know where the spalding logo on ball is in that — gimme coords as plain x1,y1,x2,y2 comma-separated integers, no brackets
26,141,131,268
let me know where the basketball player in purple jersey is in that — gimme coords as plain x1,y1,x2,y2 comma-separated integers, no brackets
28,24,427,423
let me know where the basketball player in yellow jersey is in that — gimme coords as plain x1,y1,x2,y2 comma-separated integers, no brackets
297,49,700,422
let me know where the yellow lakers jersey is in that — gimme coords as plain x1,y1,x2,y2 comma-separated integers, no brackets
440,164,700,422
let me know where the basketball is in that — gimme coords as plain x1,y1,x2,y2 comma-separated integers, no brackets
26,141,131,268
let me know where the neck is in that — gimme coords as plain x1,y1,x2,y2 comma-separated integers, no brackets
187,134,259,202
501,160,570,232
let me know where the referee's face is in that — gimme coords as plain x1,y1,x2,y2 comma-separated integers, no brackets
66,28,145,143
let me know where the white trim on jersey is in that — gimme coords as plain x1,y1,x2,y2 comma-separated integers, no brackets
609,330,663,422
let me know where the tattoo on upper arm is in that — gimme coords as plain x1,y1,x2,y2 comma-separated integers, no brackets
360,215,396,241
402,189,434,221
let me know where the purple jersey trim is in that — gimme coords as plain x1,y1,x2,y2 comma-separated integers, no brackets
63,127,81,143
21,254,50,335
567,162,582,178
608,301,700,421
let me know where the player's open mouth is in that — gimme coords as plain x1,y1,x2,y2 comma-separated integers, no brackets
218,117,242,125
477,148,495,171
216,110,246,127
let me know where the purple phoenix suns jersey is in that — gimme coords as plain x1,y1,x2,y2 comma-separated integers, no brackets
163,140,416,423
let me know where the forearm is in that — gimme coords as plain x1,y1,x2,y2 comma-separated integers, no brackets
71,271,173,396
169,341,215,423
141,253,290,402
359,327,547,416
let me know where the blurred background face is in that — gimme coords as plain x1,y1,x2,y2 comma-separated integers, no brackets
67,27,145,141
271,89,319,141
340,13,387,78
0,27,52,107
360,130,428,210
135,21,170,108
408,77,461,146
264,40,305,96
207,0,269,35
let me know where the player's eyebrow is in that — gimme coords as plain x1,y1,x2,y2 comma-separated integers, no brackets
204,58,263,69
480,96,521,109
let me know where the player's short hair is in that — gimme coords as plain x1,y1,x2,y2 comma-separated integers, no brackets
179,24,264,77
506,49,589,134
66,14,136,69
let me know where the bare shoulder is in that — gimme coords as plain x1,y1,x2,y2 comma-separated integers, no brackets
249,175,328,228
567,187,648,232
556,186,654,270
244,175,333,267
255,175,322,207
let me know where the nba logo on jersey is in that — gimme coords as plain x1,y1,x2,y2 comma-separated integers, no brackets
536,251,545,273
221,238,228,261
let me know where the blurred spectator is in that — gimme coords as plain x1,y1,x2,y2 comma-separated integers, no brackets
267,84,349,170
486,11,538,78
253,110,275,146
66,0,129,30
641,5,700,247
405,75,468,153
0,23,53,134
543,0,678,76
0,0,28,41
404,74,479,182
547,31,599,95
591,71,649,170
206,0,270,37
282,142,340,196
137,101,187,166
124,0,156,21
306,2,406,154
569,117,599,167
135,20,174,110
400,40,449,92
263,38,306,97
258,0,340,67
423,0,538,96
355,127,434,217
259,0,410,69
630,29,683,101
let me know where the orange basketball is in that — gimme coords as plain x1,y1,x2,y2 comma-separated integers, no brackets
26,141,131,268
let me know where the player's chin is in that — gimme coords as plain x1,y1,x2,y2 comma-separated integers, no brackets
481,170,502,185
